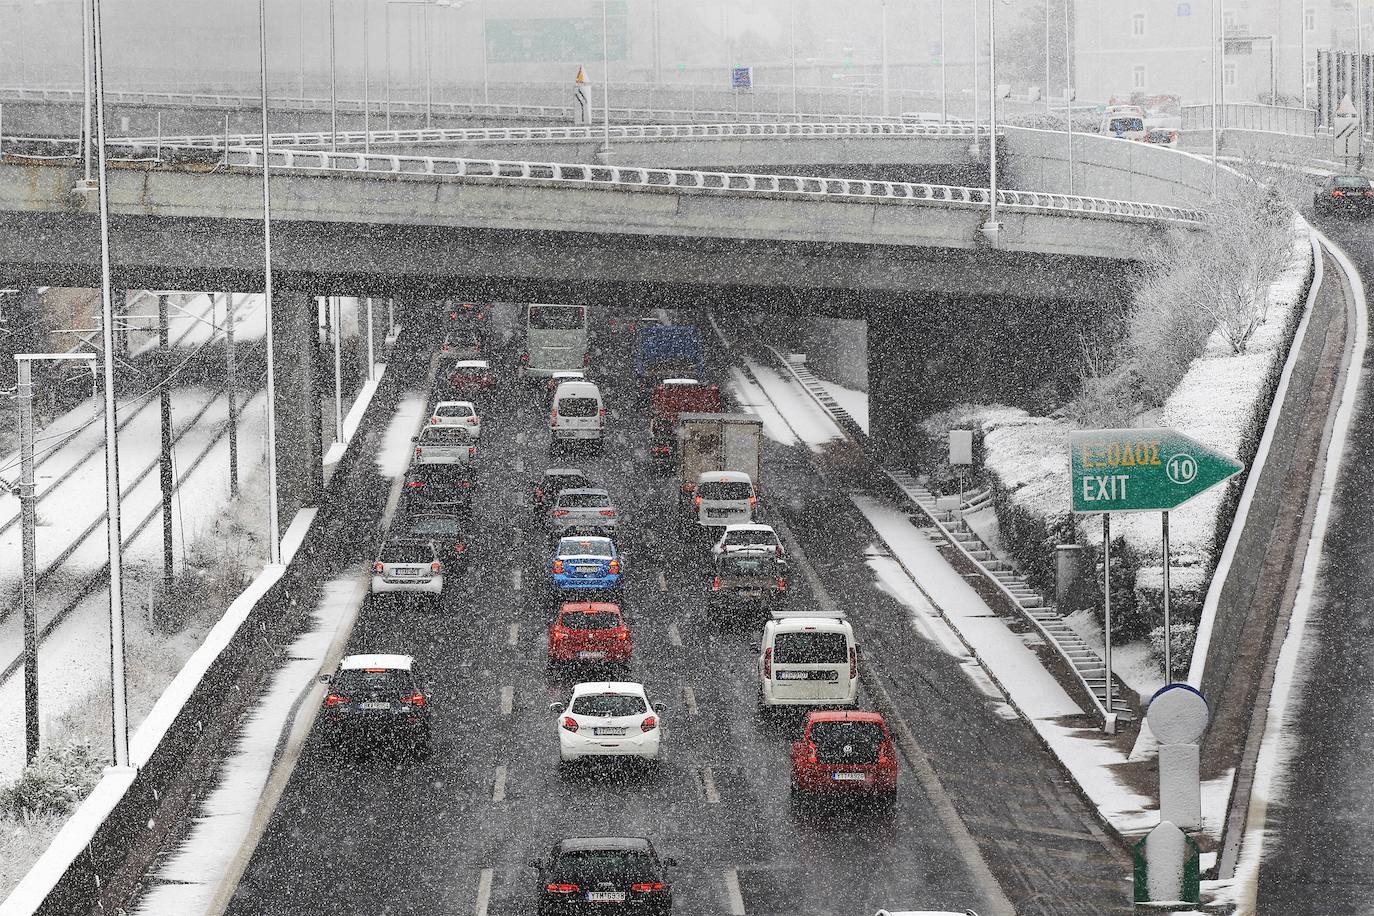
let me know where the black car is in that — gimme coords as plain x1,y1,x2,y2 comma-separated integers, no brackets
532,837,674,916
321,654,430,757
392,513,470,573
441,327,484,357
534,468,593,514
1314,175,1374,216
404,465,475,513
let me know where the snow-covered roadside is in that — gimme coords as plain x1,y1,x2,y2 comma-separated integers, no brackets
852,494,1158,838
741,358,842,451
131,576,366,914
814,379,868,434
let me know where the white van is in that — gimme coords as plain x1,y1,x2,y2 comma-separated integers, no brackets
412,424,476,466
549,380,605,449
523,303,589,379
758,610,859,710
692,470,756,529
1099,108,1146,140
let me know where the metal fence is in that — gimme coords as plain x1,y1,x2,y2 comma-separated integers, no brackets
1182,103,1317,136
222,147,1206,225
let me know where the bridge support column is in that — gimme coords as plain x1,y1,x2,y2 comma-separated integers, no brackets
866,294,952,468
271,291,324,535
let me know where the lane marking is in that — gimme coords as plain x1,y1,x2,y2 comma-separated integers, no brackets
514,456,524,473
475,867,493,916
508,622,520,647
667,623,683,647
516,431,528,445
511,568,522,591
657,570,668,592
512,527,525,547
500,686,514,715
723,867,746,915
702,766,720,803
492,765,507,802
682,685,699,716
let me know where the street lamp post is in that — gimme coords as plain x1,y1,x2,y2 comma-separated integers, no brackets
363,0,371,153
425,2,433,128
1211,0,1220,189
970,0,980,155
1045,0,1052,113
384,1,391,129
81,0,93,188
258,0,283,567
90,0,130,770
599,0,611,155
791,2,799,116
983,0,1001,246
880,0,890,118
329,0,338,152
1065,0,1074,193
940,0,947,122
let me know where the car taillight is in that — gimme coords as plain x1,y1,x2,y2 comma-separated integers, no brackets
402,691,425,708
467,417,478,425
583,352,590,366
551,628,566,641
454,543,466,553
712,576,721,591
467,447,475,458
763,647,772,678
631,882,664,893
521,353,529,363
748,496,757,507
693,496,702,507
1333,189,1346,197
546,883,579,894
681,482,696,494
598,407,605,418
614,630,629,641
775,576,786,591
461,480,472,489
878,740,893,764
553,509,570,518
429,417,439,424
849,646,857,680
608,559,620,574
324,693,348,708
640,715,657,732
414,447,423,457
561,716,578,732
552,560,565,574
806,740,817,764
652,446,670,454
407,480,424,489
599,509,617,517
431,561,443,573
535,487,545,499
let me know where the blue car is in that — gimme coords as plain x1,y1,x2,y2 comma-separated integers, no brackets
549,536,623,591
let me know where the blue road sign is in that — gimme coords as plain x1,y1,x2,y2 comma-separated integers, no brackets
731,66,753,91
1177,2,1191,15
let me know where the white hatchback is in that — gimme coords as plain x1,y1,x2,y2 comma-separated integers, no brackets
712,523,784,558
693,471,757,528
412,424,476,466
554,681,661,764
428,400,482,440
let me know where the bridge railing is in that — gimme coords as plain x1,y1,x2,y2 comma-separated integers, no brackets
1181,102,1319,137
114,120,981,150
225,146,1206,225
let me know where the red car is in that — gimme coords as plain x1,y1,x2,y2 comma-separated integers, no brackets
547,601,632,666
789,710,897,800
444,359,494,393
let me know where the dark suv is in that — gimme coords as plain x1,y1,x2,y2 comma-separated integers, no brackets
534,468,593,514
532,837,674,915
320,654,430,757
404,465,475,513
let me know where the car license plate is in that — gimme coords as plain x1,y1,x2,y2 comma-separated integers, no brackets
594,727,627,736
586,892,626,903
393,567,423,577
576,565,600,573
360,702,390,710
739,589,763,598
706,508,731,517
832,772,868,782
578,651,606,660
776,670,836,681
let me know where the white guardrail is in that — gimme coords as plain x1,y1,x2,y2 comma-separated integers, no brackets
112,120,982,150
218,146,1207,225
0,85,908,125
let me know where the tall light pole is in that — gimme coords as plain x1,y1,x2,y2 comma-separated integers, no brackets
791,1,799,115
971,0,980,154
481,0,489,105
1065,0,1074,193
983,0,1001,246
258,0,283,567
425,2,433,128
363,0,371,153
90,0,130,771
880,0,890,117
1211,0,1220,190
81,0,93,188
940,0,947,122
600,0,611,153
329,0,338,152
384,1,391,129
1045,0,1052,113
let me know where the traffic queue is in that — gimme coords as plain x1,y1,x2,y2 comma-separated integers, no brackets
319,302,899,914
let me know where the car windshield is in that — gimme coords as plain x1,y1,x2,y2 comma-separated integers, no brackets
553,849,655,882
557,396,600,417
546,474,591,491
727,530,775,548
332,667,414,697
1110,117,1143,132
420,427,470,444
1335,177,1372,189
559,610,622,630
528,305,586,330
809,721,885,764
558,492,609,508
402,516,464,537
698,480,754,500
559,538,612,557
378,543,432,564
571,694,647,717
773,631,848,665
721,554,781,576
435,404,475,418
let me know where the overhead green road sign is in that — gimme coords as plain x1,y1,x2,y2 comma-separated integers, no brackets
1070,428,1243,514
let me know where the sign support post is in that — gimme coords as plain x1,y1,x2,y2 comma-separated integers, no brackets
1162,510,1172,682
1103,513,1113,729
574,65,592,127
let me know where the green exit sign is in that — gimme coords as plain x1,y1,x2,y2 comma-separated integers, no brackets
1069,428,1242,514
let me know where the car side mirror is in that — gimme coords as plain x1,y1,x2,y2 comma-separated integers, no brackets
317,674,331,685
410,436,418,442
528,858,542,870
549,702,562,714
663,857,678,868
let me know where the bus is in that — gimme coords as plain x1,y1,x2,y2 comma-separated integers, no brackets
522,303,589,379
